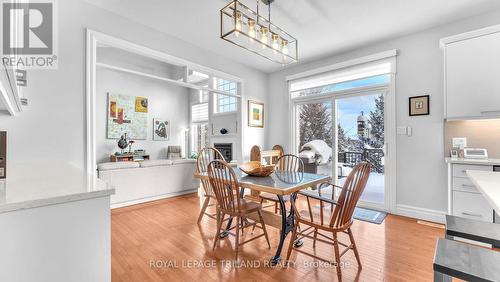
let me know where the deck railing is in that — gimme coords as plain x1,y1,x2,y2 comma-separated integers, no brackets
338,149,384,173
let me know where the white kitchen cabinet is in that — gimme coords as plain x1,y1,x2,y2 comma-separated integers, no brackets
446,159,496,223
441,25,500,120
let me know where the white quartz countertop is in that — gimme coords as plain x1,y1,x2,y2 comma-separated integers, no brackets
466,170,500,215
0,162,115,214
445,157,500,166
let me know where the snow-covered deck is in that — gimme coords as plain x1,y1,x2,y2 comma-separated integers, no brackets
317,163,384,204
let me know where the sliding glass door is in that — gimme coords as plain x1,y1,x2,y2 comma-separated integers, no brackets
335,92,386,206
294,89,389,211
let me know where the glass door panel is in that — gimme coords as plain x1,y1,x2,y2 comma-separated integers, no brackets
296,101,334,179
335,92,385,205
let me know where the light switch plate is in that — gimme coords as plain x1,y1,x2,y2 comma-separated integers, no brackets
397,126,412,136
452,137,467,149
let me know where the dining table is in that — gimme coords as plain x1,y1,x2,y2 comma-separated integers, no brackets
194,169,331,265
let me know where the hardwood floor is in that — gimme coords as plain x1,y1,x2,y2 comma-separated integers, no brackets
111,193,444,281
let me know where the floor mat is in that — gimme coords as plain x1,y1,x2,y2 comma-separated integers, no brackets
353,207,387,224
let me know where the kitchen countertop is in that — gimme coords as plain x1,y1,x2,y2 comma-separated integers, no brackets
466,170,500,215
0,162,115,214
445,157,500,166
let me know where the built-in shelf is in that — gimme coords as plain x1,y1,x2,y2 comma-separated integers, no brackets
96,62,241,98
209,134,238,138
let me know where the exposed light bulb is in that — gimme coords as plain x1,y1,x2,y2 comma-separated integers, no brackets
234,12,242,37
271,33,279,53
248,19,256,42
282,39,289,55
260,27,269,49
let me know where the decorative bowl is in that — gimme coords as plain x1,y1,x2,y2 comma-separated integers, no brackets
238,161,275,177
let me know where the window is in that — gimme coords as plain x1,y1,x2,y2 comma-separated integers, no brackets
290,62,392,98
214,78,238,114
291,74,390,98
191,103,208,123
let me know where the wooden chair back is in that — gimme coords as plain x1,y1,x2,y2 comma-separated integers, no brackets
271,145,284,164
329,162,371,228
275,154,304,173
197,147,225,197
250,145,261,162
207,160,242,215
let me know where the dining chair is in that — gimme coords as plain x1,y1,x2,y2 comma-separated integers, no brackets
286,162,371,281
207,160,271,260
259,154,304,214
196,147,225,224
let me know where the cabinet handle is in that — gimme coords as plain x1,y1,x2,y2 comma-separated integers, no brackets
461,184,476,188
481,110,500,115
462,212,482,218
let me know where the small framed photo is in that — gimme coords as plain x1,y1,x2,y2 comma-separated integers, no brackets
409,95,430,116
153,119,170,141
248,100,264,128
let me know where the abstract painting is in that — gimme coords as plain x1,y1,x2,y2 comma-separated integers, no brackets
107,93,148,139
153,119,170,141
248,100,264,128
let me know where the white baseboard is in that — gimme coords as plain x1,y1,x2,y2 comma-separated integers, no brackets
111,189,198,209
395,204,446,224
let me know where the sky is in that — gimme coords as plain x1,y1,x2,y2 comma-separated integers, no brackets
337,94,379,138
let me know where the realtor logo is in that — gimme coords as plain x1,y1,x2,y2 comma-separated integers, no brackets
1,0,57,69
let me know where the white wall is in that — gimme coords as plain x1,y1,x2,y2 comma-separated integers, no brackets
0,0,268,169
96,68,189,163
267,10,500,219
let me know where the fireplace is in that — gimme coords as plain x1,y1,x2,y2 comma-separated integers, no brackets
214,143,233,162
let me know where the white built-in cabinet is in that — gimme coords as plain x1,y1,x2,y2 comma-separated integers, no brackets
441,25,500,120
447,162,495,223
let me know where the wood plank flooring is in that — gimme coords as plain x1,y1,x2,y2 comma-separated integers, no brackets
111,193,444,281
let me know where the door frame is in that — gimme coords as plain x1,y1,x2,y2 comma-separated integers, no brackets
290,80,396,213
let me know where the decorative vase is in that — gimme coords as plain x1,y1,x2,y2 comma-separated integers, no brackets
117,134,128,155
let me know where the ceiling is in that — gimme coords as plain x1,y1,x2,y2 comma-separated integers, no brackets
85,0,500,73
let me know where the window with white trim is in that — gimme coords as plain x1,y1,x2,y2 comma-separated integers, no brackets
213,78,238,114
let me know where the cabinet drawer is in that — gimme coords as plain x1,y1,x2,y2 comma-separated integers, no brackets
452,177,479,193
453,191,493,222
452,164,492,178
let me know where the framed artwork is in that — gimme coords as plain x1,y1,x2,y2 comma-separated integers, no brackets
248,100,264,128
153,119,170,141
409,95,430,116
107,93,148,139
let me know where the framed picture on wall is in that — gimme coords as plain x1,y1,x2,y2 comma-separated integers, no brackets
409,95,430,116
248,100,264,128
153,119,170,141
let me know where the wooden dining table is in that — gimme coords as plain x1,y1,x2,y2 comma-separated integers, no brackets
194,169,331,264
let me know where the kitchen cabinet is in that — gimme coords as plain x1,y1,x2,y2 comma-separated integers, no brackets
441,25,500,120
446,159,498,223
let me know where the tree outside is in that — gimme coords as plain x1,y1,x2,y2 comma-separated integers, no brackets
298,94,384,153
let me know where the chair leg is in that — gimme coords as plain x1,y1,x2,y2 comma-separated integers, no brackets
258,210,271,249
212,210,223,251
347,228,362,268
333,233,343,281
197,196,210,224
235,216,240,261
285,224,298,264
313,228,318,248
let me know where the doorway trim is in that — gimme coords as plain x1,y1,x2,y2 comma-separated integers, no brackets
86,29,245,173
287,53,397,213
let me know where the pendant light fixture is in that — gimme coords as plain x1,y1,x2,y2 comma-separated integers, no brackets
220,0,298,65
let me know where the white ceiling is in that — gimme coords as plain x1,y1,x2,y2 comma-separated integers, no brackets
85,0,500,73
